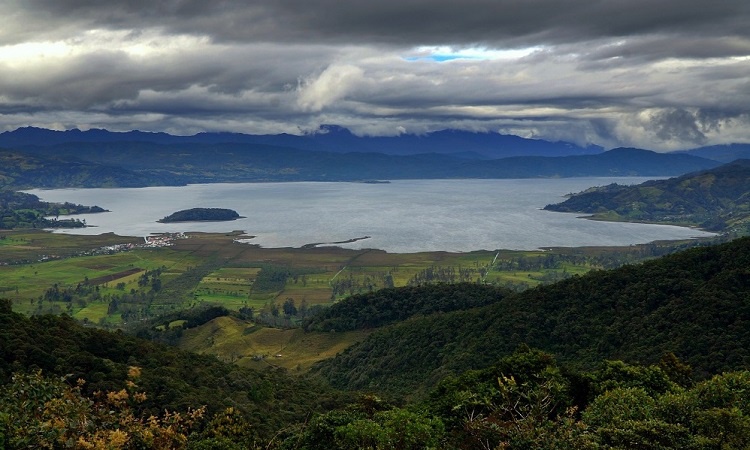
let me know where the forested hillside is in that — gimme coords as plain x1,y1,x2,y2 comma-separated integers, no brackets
0,190,106,229
6,142,719,187
545,159,750,232
314,236,750,396
0,150,167,189
0,299,346,445
304,283,511,331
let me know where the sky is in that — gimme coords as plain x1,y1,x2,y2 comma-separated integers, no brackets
1,0,749,150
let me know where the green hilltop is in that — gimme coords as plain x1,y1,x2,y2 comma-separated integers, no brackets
0,150,166,189
545,159,750,233
0,190,106,230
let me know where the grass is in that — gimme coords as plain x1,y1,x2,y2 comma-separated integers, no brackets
0,236,29,246
2,229,701,325
177,315,370,371
0,229,141,263
73,302,110,323
1,241,203,317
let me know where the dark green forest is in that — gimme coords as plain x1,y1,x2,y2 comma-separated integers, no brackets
314,237,750,396
158,208,242,223
304,283,511,331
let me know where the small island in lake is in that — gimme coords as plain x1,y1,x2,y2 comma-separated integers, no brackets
157,208,243,223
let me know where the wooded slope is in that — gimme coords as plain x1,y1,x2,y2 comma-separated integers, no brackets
313,237,750,395
545,159,750,232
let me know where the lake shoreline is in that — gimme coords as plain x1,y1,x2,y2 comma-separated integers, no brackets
24,178,716,253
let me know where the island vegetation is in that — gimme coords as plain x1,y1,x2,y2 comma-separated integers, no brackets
157,208,242,223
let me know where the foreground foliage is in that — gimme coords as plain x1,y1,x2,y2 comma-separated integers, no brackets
424,348,750,450
0,370,205,449
0,299,347,445
3,348,749,449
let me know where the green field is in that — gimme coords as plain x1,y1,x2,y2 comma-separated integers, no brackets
177,315,370,371
1,229,705,326
0,228,713,370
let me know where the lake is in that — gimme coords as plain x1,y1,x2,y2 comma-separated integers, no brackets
26,178,714,253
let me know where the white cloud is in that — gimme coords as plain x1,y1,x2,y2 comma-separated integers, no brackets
296,64,366,112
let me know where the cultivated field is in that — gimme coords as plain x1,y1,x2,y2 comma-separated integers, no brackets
1,228,703,370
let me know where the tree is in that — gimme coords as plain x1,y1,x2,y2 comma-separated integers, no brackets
284,405,444,450
283,298,297,317
0,369,205,449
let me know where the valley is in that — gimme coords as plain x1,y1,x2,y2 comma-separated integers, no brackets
0,227,717,373
1,127,749,448
3,0,750,444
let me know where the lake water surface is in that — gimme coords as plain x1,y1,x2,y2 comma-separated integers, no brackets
26,178,714,253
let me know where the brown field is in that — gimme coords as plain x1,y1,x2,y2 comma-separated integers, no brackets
87,267,143,285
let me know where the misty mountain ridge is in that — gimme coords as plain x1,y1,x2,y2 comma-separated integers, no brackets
679,143,750,163
4,125,750,162
1,141,721,189
0,125,603,159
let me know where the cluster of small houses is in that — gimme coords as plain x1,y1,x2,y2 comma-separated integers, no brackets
84,232,188,256
22,232,189,264
142,232,187,247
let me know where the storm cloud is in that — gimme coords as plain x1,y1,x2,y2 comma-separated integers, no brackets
1,0,749,149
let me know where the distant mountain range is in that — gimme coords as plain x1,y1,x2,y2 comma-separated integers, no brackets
3,125,749,160
0,125,603,159
0,144,721,189
678,143,750,163
2,126,747,189
544,159,750,232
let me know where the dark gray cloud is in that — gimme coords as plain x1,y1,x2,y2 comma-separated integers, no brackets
9,0,750,48
649,108,708,144
0,0,749,149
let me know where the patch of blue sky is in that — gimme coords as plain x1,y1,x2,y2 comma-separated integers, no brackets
403,46,539,63
404,54,481,62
